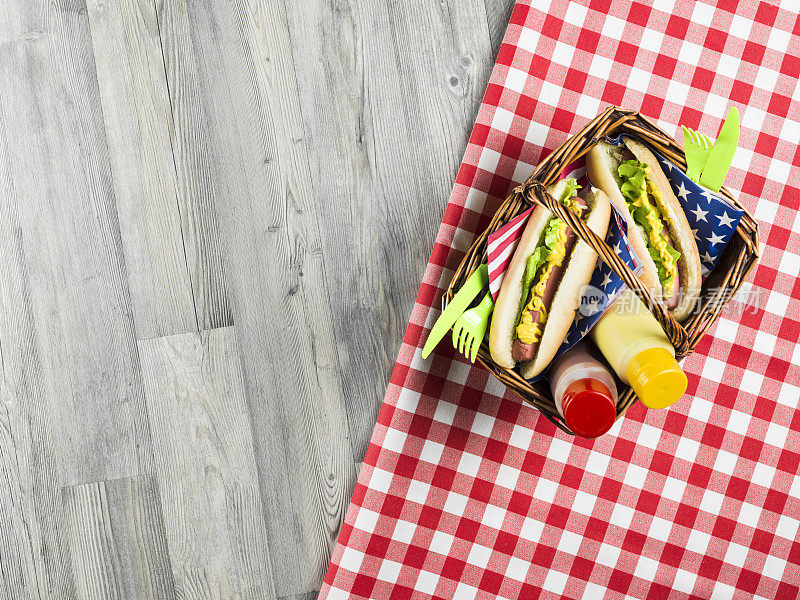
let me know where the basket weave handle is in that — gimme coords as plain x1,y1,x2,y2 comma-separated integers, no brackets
515,181,691,358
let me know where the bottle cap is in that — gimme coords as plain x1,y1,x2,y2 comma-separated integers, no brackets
561,379,617,439
626,347,687,409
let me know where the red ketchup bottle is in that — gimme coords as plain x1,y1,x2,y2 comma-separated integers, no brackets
548,341,618,438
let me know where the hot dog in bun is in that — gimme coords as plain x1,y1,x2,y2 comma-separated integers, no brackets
587,137,702,321
490,179,611,378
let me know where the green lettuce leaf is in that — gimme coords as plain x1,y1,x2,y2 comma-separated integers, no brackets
558,178,581,205
514,215,567,332
618,160,647,203
619,161,681,285
544,214,566,249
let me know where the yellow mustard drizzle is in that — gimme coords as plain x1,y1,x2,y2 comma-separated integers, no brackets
631,166,678,297
515,198,581,344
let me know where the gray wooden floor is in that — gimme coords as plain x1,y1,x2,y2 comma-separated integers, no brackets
0,0,513,597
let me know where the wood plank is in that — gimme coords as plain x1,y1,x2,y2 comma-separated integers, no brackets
86,0,199,339
154,0,234,333
63,475,176,600
283,0,495,459
0,0,154,486
484,0,516,58
158,0,357,594
0,110,77,599
139,328,276,599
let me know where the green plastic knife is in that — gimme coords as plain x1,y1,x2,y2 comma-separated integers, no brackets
699,107,739,192
421,263,489,359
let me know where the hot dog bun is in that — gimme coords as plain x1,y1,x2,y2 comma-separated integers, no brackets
489,181,611,378
587,138,701,321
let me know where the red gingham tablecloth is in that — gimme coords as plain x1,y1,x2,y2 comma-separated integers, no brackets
320,1,800,598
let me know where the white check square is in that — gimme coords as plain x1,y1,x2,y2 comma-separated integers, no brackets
729,14,753,40
383,429,407,453
534,477,559,504
639,29,664,54
420,439,445,465
713,450,738,476
712,581,737,599
595,542,622,568
686,529,711,555
415,570,439,595
778,251,800,278
777,382,800,408
610,503,635,530
479,147,502,173
716,53,741,79
543,569,569,594
776,514,800,541
557,530,583,556
482,503,506,529
340,546,366,571
539,80,562,107
762,553,787,581
675,436,701,464
406,480,430,504
492,107,515,134
467,543,493,569
471,412,495,438
518,15,545,46
520,516,545,542
767,159,792,184
751,462,776,488
355,508,381,532
738,502,762,529
505,67,528,94
443,491,469,516
505,555,530,582
564,2,588,26
369,468,393,493
431,530,455,554
767,27,791,53
433,400,457,425
590,54,614,81
392,519,416,545
585,451,611,477
690,2,715,25
627,67,652,94
552,41,575,67
377,559,403,583
765,290,791,317
740,370,764,395
601,14,626,40
634,555,660,580
754,330,778,356
661,476,687,503
648,516,673,542
699,490,725,515
677,41,703,66
454,582,480,600
525,119,551,146
672,569,698,594
754,66,780,93
764,421,790,450
700,357,726,383
457,452,482,478
624,463,649,490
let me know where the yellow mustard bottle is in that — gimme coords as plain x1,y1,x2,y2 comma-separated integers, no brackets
590,290,687,409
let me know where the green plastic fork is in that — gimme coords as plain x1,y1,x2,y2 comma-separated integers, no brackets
681,125,714,183
452,291,495,363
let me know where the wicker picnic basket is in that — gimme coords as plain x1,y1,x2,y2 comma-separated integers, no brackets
446,106,760,434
